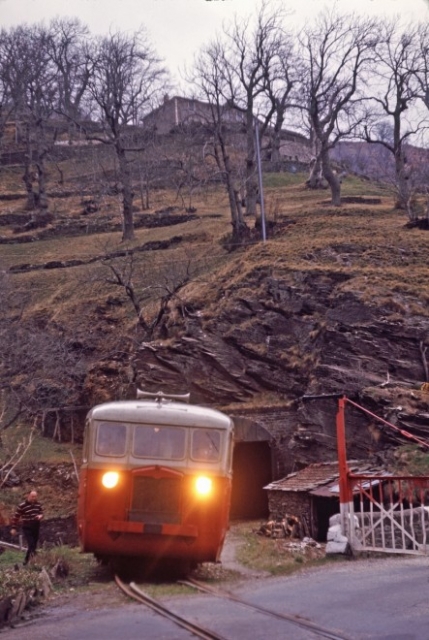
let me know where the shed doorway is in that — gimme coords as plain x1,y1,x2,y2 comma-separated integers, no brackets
230,442,272,520
311,496,341,542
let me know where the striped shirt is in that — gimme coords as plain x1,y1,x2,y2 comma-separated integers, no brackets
12,500,43,526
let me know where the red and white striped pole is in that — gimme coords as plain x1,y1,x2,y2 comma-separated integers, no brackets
336,396,354,537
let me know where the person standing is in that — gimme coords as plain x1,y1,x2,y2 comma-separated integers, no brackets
10,490,44,565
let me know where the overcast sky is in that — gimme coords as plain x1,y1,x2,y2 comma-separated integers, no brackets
1,0,429,84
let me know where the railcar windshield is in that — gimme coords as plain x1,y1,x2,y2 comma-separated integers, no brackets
96,422,127,456
133,425,186,459
191,428,221,462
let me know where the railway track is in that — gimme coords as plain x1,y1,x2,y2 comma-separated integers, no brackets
115,574,351,640
115,575,226,640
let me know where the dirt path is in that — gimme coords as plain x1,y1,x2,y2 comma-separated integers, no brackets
219,527,270,580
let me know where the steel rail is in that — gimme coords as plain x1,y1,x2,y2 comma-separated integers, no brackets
180,577,351,640
114,574,227,640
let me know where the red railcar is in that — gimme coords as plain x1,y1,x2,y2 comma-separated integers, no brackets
77,391,234,568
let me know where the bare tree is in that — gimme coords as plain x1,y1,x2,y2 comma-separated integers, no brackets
0,420,34,489
0,37,17,154
0,271,89,440
48,17,92,128
411,22,429,111
85,28,168,241
101,250,193,339
300,11,378,205
264,31,302,164
0,24,58,210
363,20,423,211
207,3,288,225
134,130,165,211
173,138,205,213
190,40,249,243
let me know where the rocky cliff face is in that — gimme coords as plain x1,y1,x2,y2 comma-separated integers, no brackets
5,187,426,479
132,263,429,475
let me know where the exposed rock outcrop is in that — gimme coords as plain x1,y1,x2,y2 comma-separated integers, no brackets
132,266,429,474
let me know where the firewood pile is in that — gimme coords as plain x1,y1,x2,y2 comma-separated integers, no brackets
257,514,303,539
256,516,324,558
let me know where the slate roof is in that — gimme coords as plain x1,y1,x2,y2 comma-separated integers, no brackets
264,462,340,493
264,460,378,494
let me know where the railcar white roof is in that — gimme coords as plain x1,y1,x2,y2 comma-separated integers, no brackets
87,400,234,431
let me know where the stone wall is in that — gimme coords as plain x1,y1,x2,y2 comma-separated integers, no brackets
267,490,311,520
229,407,300,478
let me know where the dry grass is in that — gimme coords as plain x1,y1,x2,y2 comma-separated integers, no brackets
231,520,332,576
1,167,428,338
182,176,429,312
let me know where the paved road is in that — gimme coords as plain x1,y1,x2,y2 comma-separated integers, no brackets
1,555,429,639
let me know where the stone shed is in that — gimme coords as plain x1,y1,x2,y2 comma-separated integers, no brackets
264,461,374,541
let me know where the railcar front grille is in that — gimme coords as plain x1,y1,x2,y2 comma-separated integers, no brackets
129,476,182,524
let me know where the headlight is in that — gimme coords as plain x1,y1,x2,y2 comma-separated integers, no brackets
195,476,212,496
102,471,119,488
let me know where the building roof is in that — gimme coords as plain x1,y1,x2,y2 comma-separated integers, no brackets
264,462,340,493
142,95,308,142
264,460,382,494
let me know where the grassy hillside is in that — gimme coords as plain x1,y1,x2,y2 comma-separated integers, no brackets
2,171,427,313
1,166,428,505
1,168,428,413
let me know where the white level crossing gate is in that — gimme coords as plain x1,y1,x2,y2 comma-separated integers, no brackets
335,395,429,556
344,475,429,555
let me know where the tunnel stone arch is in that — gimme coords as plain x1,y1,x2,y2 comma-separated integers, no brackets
230,417,273,520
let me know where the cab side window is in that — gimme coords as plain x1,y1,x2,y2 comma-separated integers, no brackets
96,422,127,456
191,429,221,462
